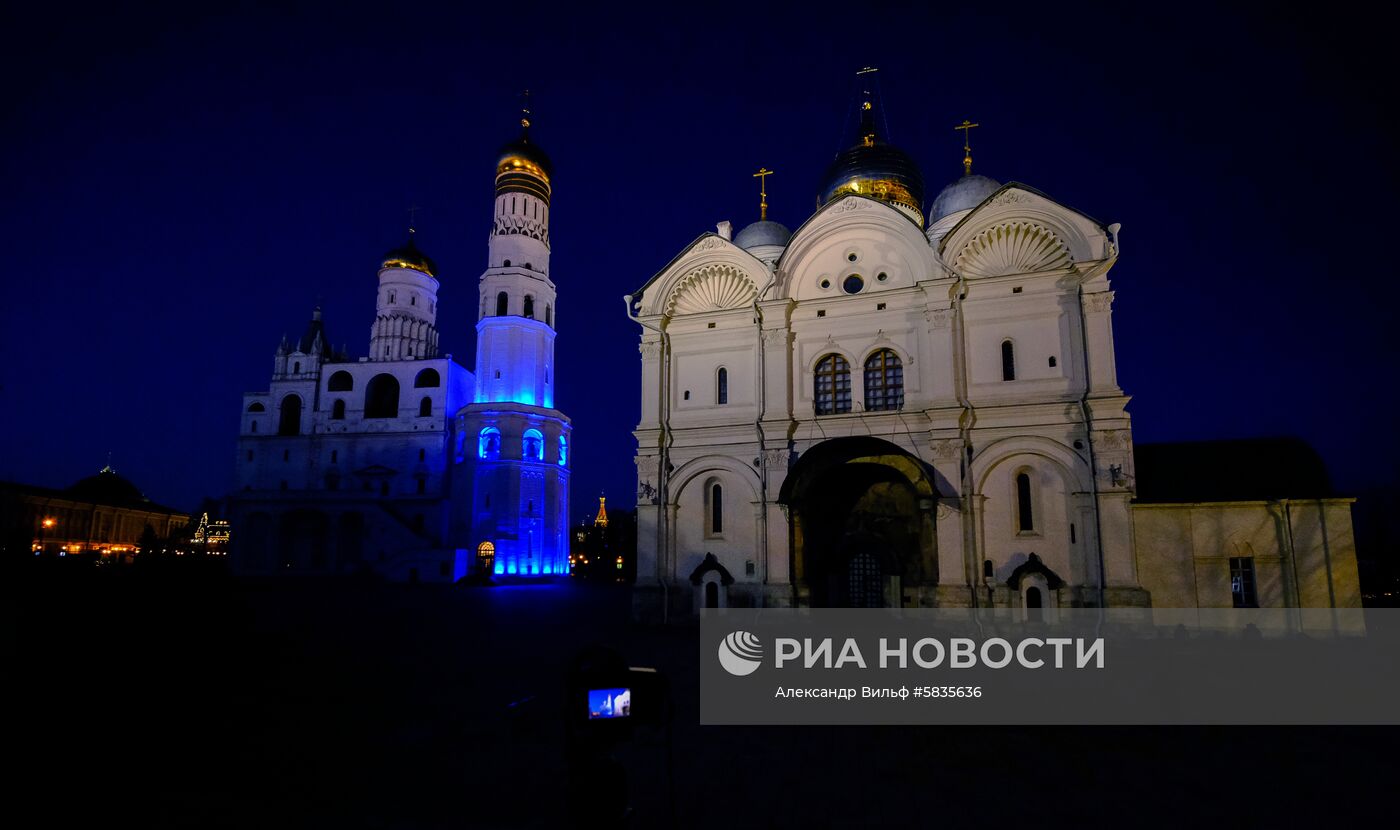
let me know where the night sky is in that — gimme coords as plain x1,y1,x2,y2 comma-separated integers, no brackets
3,1,1396,519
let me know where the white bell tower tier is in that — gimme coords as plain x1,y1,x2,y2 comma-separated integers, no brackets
369,231,441,361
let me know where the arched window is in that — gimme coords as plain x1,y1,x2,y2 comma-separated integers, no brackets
545,305,552,326
716,367,729,405
414,368,440,388
522,429,543,461
247,402,265,412
478,427,501,459
293,361,301,374
523,295,535,319
814,354,852,415
557,436,568,466
331,399,346,420
410,295,416,306
1002,340,1016,381
863,349,904,411
364,374,400,419
328,371,353,392
418,396,432,417
1016,471,1034,532
388,291,396,304
496,292,509,316
707,481,724,535
277,395,302,436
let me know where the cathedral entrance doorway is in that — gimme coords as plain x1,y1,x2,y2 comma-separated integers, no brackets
780,437,943,608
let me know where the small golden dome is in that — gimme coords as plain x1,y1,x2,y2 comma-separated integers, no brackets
380,231,437,277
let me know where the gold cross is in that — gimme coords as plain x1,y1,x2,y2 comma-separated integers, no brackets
753,167,774,221
955,120,980,175
521,89,531,130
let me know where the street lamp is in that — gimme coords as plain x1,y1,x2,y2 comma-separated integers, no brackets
39,517,56,556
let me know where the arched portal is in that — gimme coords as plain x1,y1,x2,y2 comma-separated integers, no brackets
779,437,945,608
476,541,496,576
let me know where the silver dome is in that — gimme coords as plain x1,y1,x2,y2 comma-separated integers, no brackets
734,219,792,250
929,174,1001,223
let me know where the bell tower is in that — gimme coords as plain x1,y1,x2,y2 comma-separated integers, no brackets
370,230,441,361
455,103,571,579
475,101,557,407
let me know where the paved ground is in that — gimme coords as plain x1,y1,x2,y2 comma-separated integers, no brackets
11,564,1395,827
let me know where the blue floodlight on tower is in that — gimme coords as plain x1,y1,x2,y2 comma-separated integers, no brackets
454,102,571,579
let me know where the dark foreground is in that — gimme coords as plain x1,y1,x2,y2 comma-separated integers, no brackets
9,561,1395,828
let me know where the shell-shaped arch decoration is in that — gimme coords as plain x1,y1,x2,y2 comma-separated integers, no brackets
953,221,1073,278
666,264,758,316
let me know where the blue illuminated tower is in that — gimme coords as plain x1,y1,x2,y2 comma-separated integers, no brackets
455,109,571,578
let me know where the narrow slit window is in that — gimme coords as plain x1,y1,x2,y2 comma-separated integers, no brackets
1016,472,1034,532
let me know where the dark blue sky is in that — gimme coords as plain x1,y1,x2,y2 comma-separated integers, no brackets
2,1,1395,517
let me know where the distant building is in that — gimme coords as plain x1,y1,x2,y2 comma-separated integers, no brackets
570,497,636,581
190,512,231,556
627,81,1361,619
1,466,190,561
227,115,570,582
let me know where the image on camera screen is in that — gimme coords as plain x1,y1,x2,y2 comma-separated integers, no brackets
587,687,631,719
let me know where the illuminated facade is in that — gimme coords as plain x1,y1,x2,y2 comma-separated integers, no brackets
1,466,190,560
453,117,571,577
628,81,1362,619
228,119,570,581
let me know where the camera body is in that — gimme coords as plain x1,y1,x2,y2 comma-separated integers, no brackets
566,648,670,742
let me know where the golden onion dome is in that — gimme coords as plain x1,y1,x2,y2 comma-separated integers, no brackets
496,125,553,204
817,101,926,227
380,231,438,277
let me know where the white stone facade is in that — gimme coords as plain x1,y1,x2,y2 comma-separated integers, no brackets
629,183,1360,619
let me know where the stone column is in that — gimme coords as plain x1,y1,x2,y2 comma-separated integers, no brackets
759,322,791,422
923,306,959,406
1081,291,1119,394
761,448,792,597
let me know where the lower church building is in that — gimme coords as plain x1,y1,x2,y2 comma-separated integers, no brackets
627,85,1360,619
227,118,571,581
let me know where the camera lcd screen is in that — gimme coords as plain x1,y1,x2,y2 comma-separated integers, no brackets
587,687,631,719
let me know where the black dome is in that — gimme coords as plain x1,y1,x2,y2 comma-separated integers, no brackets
816,97,925,226
381,233,438,277
67,467,148,507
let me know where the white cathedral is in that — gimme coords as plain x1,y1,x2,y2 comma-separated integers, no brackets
228,120,570,581
627,89,1362,620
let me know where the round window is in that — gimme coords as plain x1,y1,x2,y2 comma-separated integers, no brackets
877,272,888,281
819,277,831,290
843,275,864,294
847,252,859,262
